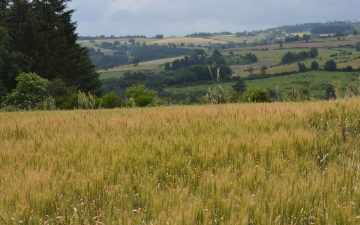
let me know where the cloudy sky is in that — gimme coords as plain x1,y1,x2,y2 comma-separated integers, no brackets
67,0,359,37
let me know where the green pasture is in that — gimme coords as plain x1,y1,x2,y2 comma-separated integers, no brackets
170,71,360,99
99,71,125,80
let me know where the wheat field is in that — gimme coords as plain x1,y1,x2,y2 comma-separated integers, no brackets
2,99,360,224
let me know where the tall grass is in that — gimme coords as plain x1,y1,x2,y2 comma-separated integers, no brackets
2,99,360,223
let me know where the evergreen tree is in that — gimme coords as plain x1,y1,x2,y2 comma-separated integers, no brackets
1,0,101,93
0,26,29,96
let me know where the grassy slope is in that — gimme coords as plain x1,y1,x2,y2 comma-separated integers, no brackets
2,99,360,223
170,71,360,99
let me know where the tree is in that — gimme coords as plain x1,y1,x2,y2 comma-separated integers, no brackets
310,61,319,70
1,0,101,93
155,34,163,39
324,60,337,71
232,76,247,94
128,38,135,45
355,41,360,51
132,57,140,66
302,34,311,42
325,84,336,99
260,65,267,75
345,65,353,72
308,47,318,58
281,52,298,64
0,26,29,97
194,49,205,56
247,66,254,75
353,29,358,36
278,39,283,48
297,62,307,72
164,62,171,71
1,72,49,109
334,30,345,37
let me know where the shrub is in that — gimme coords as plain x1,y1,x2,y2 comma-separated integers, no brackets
135,95,154,107
241,88,271,103
125,84,157,107
102,93,122,108
1,72,49,110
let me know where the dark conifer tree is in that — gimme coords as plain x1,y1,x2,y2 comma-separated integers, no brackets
1,0,101,93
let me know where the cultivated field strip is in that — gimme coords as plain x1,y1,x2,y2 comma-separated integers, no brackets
1,99,360,223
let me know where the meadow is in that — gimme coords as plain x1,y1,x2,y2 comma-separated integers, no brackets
171,71,360,99
2,98,360,223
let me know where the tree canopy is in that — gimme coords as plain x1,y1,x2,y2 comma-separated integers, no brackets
0,0,101,95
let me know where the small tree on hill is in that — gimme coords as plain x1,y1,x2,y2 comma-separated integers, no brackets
302,34,311,42
355,41,360,51
308,47,318,58
232,76,247,94
310,61,319,70
247,66,254,75
260,65,267,75
132,57,140,66
324,60,337,71
297,62,307,72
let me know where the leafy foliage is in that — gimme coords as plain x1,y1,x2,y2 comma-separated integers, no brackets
324,60,337,71
101,93,122,108
232,77,247,94
297,62,307,72
1,72,49,109
241,88,271,102
0,0,101,93
125,84,157,107
310,61,319,70
281,48,318,64
0,26,29,96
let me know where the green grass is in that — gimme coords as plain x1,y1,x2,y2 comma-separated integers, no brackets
170,71,360,99
99,71,125,80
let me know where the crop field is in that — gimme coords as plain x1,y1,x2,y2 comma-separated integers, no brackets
171,71,360,99
2,99,360,223
98,56,184,73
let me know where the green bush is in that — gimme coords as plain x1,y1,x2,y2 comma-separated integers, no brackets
241,88,271,103
135,95,154,107
101,93,122,108
1,72,49,110
125,84,157,107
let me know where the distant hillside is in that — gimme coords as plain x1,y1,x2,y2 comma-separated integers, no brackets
271,21,360,34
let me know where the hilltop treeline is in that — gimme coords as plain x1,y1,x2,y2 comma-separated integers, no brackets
186,31,232,37
78,34,147,40
273,21,358,34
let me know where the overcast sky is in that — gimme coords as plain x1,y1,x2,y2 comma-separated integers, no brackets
67,0,359,37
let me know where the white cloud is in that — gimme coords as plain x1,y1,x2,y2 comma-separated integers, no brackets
68,0,360,37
